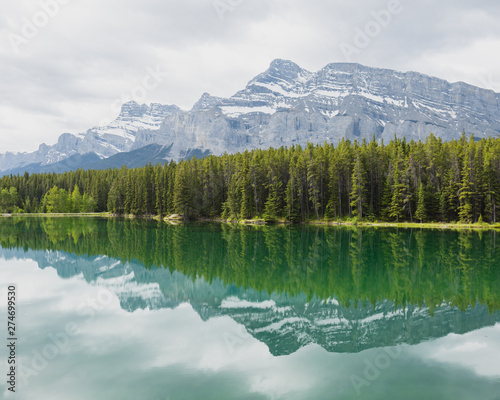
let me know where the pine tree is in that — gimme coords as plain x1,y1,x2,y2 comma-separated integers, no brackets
415,182,427,223
285,160,302,222
221,178,240,220
107,182,121,214
389,150,404,222
173,162,191,218
263,174,282,222
459,149,474,223
350,155,365,219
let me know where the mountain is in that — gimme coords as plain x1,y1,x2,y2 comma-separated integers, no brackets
2,59,500,173
0,103,180,173
0,153,102,176
0,144,178,176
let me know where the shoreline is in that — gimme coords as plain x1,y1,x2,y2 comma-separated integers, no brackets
1,212,112,218
307,220,500,230
3,212,500,230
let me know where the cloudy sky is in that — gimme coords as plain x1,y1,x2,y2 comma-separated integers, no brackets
1,0,500,153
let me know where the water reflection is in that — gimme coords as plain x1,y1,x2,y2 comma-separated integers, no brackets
0,217,499,357
1,217,500,399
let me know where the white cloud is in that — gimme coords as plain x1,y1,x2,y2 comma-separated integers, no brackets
1,0,500,152
411,326,500,378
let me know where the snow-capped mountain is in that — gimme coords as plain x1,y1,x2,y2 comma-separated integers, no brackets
77,102,180,157
154,59,500,158
2,59,500,173
0,102,180,173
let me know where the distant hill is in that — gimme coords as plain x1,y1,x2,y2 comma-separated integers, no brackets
0,144,208,176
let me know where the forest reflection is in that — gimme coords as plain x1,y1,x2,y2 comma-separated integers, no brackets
1,217,499,313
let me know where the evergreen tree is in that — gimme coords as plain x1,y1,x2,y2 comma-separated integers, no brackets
350,155,365,219
459,148,474,223
389,150,405,222
415,182,427,223
263,173,282,222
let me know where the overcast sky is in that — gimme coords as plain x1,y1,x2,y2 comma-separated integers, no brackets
1,0,500,153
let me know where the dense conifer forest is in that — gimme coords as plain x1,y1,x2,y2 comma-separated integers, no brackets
1,134,500,223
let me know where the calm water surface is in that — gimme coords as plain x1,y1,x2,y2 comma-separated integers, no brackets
0,217,500,400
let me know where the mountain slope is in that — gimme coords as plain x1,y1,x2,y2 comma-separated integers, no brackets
2,59,500,173
0,144,180,176
0,153,102,176
83,143,174,170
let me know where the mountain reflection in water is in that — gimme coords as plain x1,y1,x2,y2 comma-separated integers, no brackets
1,217,499,357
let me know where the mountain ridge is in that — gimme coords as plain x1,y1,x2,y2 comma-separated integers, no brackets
2,59,500,174
0,144,177,176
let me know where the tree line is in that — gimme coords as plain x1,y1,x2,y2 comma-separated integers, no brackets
1,133,500,223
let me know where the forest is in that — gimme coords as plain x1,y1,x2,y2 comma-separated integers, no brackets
1,133,500,223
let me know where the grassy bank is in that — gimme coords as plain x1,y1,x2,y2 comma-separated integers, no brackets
308,220,500,230
2,212,112,218
3,212,500,230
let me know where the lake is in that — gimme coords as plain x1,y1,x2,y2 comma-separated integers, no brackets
1,217,500,400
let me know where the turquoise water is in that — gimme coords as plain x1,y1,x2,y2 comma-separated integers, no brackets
0,217,499,399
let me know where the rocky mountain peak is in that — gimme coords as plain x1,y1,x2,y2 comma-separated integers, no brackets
118,101,149,120
191,92,222,111
149,103,181,117
268,59,305,77
250,58,310,87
